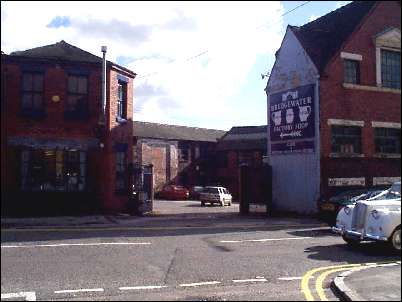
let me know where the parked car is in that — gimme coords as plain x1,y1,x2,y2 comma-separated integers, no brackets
200,186,232,206
189,186,204,200
158,185,190,200
317,188,385,225
332,182,401,251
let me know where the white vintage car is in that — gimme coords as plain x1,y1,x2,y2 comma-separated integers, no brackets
332,182,401,251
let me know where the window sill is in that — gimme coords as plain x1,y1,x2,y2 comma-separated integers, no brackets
373,153,401,159
116,117,127,124
329,153,365,158
342,83,401,94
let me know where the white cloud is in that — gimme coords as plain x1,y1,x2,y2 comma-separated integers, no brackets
1,1,284,130
308,15,318,22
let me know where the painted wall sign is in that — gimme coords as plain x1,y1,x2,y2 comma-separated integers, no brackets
328,177,366,187
269,84,315,154
373,177,401,186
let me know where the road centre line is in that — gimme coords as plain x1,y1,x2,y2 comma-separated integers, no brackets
119,285,168,290
232,278,268,283
220,236,313,243
1,242,151,248
179,281,221,287
278,276,314,281
54,288,104,294
1,291,36,301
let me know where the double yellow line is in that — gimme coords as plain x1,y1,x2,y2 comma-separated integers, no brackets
301,261,397,301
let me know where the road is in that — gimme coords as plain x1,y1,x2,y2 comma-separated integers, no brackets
1,200,401,301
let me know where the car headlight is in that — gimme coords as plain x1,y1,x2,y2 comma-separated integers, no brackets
344,206,352,215
371,210,380,220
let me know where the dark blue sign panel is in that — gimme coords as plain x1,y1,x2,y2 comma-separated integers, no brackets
269,84,315,154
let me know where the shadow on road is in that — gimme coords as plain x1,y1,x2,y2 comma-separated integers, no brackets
303,242,401,264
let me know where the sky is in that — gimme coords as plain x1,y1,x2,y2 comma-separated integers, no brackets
1,1,350,130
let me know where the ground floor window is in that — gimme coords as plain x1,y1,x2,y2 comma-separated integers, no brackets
331,126,362,154
374,127,401,154
20,148,86,192
115,151,126,193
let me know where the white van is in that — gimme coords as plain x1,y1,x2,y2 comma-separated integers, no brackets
200,186,232,207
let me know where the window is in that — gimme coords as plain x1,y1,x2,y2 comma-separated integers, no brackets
381,50,400,89
374,128,401,154
20,149,86,192
117,81,127,120
115,151,126,192
344,59,360,84
21,72,44,115
66,75,88,119
331,126,362,154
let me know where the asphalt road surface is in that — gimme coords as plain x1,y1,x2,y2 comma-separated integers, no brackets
2,200,400,301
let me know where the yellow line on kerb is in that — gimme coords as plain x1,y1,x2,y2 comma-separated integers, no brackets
301,263,361,301
315,267,351,301
301,261,399,301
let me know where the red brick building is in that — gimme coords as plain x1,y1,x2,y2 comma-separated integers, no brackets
133,121,225,192
1,41,136,216
215,125,267,202
266,1,400,213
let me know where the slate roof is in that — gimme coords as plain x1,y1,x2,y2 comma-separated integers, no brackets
8,40,135,75
290,1,378,73
216,126,267,151
133,121,226,142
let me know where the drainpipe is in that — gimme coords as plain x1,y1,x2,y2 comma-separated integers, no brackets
100,46,107,125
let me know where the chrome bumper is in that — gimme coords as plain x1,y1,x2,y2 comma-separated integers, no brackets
332,227,388,241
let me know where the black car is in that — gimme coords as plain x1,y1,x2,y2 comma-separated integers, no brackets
317,187,386,225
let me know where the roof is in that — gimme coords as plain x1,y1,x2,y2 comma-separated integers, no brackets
133,121,226,142
8,40,136,76
290,1,378,73
216,125,267,151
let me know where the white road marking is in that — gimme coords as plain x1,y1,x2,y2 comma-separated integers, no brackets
179,281,221,287
54,288,104,294
278,276,314,281
1,291,36,301
232,278,268,283
1,242,151,248
220,237,312,243
119,285,168,290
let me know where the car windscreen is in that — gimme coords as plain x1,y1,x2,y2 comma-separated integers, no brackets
205,188,219,194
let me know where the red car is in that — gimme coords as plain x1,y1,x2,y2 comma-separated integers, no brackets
158,185,190,200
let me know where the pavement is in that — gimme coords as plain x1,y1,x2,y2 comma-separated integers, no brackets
332,258,401,301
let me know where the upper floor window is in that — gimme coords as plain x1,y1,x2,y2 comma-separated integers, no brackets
66,75,88,119
21,72,44,115
344,59,360,84
374,127,401,154
117,81,127,120
381,50,400,89
331,126,362,154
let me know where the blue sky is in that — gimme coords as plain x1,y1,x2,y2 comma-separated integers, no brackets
1,1,350,130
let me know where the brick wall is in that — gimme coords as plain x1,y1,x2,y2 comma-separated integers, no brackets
319,1,401,197
2,56,135,214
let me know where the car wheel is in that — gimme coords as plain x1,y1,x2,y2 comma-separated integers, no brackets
342,235,360,247
389,226,401,251
228,202,232,206
220,200,225,207
201,202,205,207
